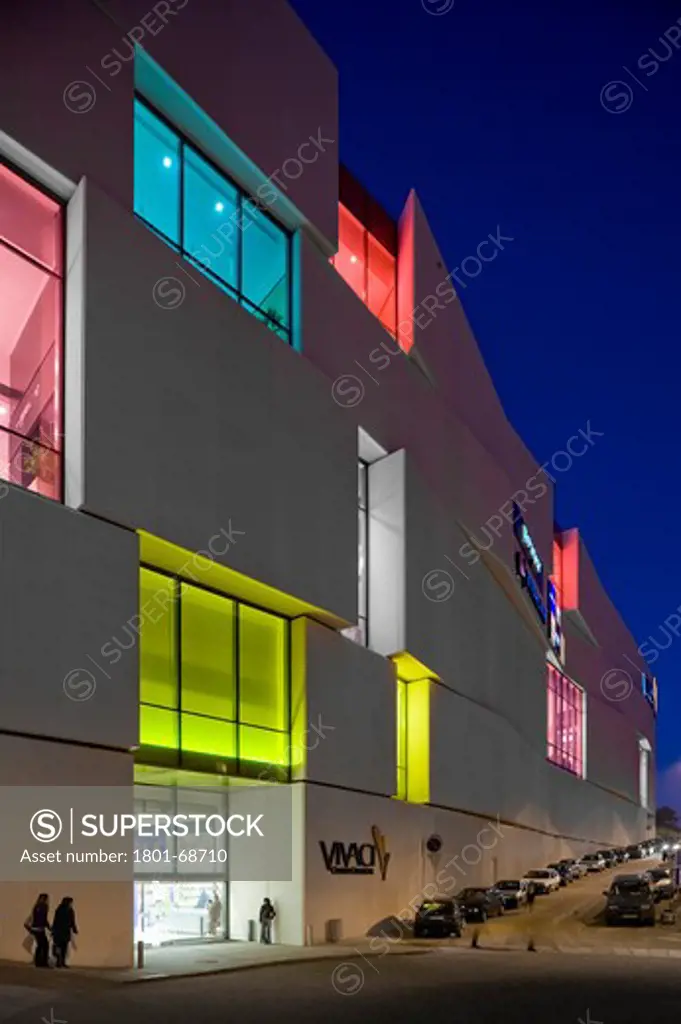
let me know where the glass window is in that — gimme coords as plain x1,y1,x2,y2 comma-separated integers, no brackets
331,204,399,342
140,704,179,750
0,163,62,273
0,163,63,501
368,235,397,336
546,667,584,777
332,205,366,300
133,99,292,345
182,714,236,760
396,679,407,801
133,100,181,245
138,561,290,778
181,584,235,719
139,569,178,708
183,149,239,291
238,605,287,731
239,724,289,767
343,460,369,647
241,201,290,332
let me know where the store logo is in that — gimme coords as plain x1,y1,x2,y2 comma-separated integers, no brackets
319,825,390,880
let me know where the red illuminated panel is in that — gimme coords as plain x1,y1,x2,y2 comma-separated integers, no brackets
331,205,366,300
559,528,579,611
332,203,398,341
0,163,62,501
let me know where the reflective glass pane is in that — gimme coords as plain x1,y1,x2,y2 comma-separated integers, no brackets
368,234,396,336
181,584,235,719
134,101,181,244
181,714,236,759
183,149,239,289
140,569,178,708
0,163,62,273
140,705,179,750
238,605,287,731
241,201,289,329
239,725,288,767
332,205,365,299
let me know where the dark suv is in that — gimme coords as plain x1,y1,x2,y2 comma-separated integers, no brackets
604,875,656,926
413,898,466,938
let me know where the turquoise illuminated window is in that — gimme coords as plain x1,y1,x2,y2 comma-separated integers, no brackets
138,568,290,779
133,98,292,344
133,102,181,245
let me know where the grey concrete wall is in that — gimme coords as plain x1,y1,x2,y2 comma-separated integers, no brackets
301,619,396,798
0,734,134,967
0,484,138,749
80,182,356,622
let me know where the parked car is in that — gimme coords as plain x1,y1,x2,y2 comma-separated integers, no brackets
597,849,618,869
547,862,571,886
582,853,606,873
571,859,589,878
455,887,505,922
613,847,629,864
604,875,656,926
647,867,676,902
413,898,466,938
522,869,561,894
493,879,529,909
625,844,644,861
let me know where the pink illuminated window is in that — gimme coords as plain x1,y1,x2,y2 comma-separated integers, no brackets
331,204,398,341
0,163,63,501
547,666,584,777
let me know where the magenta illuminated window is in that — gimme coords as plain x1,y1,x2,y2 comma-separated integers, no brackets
0,163,62,501
547,666,584,777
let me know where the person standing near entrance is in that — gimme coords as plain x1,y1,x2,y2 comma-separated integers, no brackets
25,893,51,967
207,890,222,937
259,897,275,944
51,897,78,968
526,881,537,912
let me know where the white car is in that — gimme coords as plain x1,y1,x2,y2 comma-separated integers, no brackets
523,869,561,894
572,860,589,878
581,854,606,873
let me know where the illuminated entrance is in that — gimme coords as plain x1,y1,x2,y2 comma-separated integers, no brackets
134,881,227,945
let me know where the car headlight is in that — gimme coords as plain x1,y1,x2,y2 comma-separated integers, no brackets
641,903,653,910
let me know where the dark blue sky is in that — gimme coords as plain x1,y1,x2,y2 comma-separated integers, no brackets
291,0,681,794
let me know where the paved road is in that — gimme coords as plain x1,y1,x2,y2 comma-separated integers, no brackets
3,947,681,1024
423,857,681,951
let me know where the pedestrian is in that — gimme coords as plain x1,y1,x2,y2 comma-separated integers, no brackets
51,897,78,968
24,893,51,967
258,897,275,944
207,890,222,937
526,881,537,912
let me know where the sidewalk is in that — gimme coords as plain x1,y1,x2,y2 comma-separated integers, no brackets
0,938,428,987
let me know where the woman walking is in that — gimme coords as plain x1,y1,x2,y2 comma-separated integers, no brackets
25,893,51,967
51,897,78,967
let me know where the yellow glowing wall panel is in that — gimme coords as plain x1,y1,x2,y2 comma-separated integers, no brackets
238,605,287,731
181,714,236,759
406,679,430,804
290,618,307,777
396,678,407,800
140,705,179,749
181,583,235,719
140,569,178,708
239,725,289,767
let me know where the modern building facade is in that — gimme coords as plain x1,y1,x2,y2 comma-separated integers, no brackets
0,0,656,965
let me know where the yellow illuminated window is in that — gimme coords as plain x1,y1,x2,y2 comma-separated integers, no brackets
181,583,235,719
181,714,236,760
140,569,177,708
395,676,430,804
239,605,287,731
239,725,289,767
140,704,179,749
396,679,407,801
